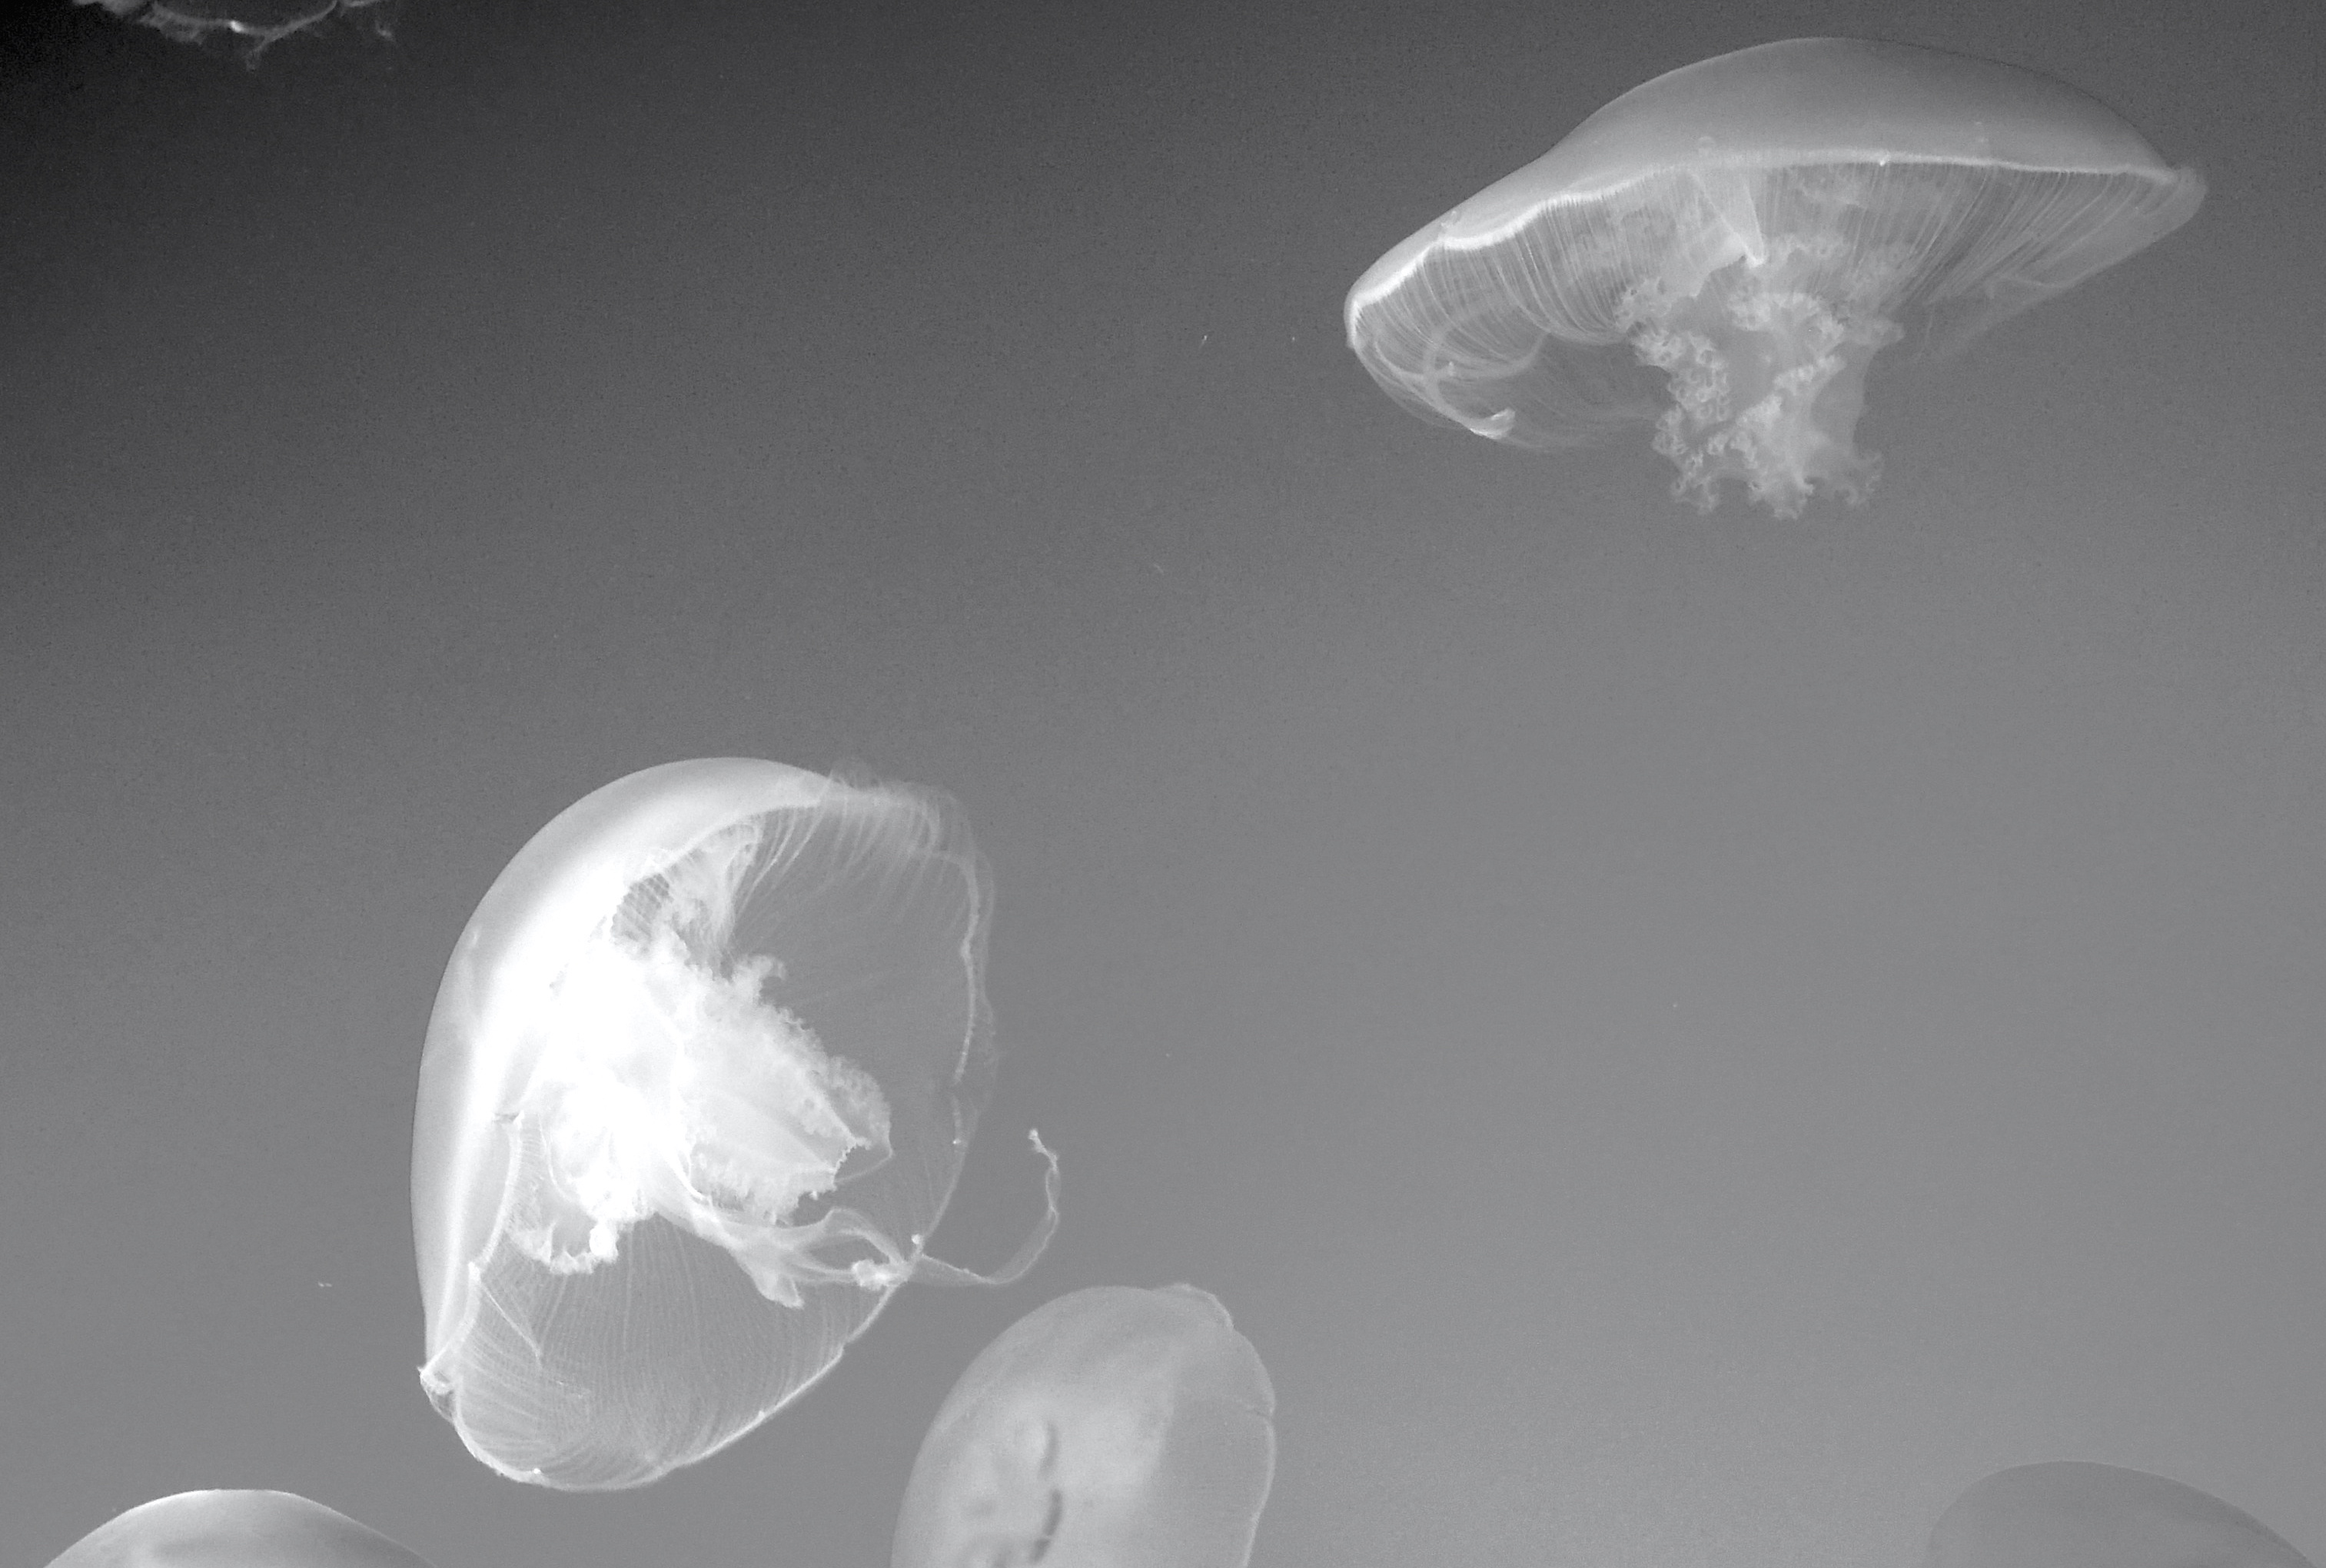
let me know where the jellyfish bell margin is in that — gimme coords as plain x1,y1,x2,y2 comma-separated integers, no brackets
1344,36,2205,517
410,758,1060,1491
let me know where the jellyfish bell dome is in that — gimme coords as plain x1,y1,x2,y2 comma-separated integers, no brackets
411,759,1058,1490
892,1284,1278,1568
1922,1461,2316,1568
1344,36,2205,517
47,1490,437,1568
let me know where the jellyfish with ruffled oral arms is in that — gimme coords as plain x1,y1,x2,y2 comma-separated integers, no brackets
410,759,1058,1490
1344,37,2205,517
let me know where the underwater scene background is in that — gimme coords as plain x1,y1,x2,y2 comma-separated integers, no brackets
5,0,2321,1563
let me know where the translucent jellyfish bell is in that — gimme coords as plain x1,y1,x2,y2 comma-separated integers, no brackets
892,1284,1278,1568
47,1490,437,1568
1344,37,2205,517
412,759,1059,1490
1923,1462,2317,1568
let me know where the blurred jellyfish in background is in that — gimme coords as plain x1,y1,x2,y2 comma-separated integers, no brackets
1922,1462,2316,1568
47,1490,437,1568
893,1284,1278,1568
70,0,397,65
1344,37,2204,517
411,759,1060,1490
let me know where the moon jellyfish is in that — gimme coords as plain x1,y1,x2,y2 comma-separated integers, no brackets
1923,1462,2316,1568
47,1491,437,1568
412,759,1061,1490
893,1284,1278,1568
69,0,397,66
1344,37,2205,516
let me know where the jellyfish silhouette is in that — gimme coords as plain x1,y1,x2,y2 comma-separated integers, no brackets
1922,1462,2316,1568
411,759,1059,1490
46,1490,437,1568
1344,37,2205,517
892,1284,1278,1568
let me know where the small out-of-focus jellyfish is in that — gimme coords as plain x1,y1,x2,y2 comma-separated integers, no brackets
412,759,1060,1490
1922,1462,2317,1568
892,1284,1278,1568
47,1490,437,1568
1344,37,2205,517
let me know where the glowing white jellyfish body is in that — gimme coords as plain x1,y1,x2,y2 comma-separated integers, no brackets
412,759,1058,1490
1923,1462,2316,1568
1344,37,2205,516
893,1284,1278,1568
46,1490,435,1568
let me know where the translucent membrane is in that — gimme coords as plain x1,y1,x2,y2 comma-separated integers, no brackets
894,1284,1278,1568
1345,37,2203,515
1923,1462,2316,1568
46,1490,436,1568
412,759,1058,1490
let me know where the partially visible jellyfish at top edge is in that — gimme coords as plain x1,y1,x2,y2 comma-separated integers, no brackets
893,1284,1278,1568
69,0,398,67
410,758,1061,1490
46,1490,437,1568
1922,1462,2317,1568
1344,37,2205,517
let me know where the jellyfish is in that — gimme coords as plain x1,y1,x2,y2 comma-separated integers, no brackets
892,1284,1278,1568
411,759,1060,1490
69,0,397,65
1344,37,2205,517
1922,1462,2317,1568
46,1490,437,1568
